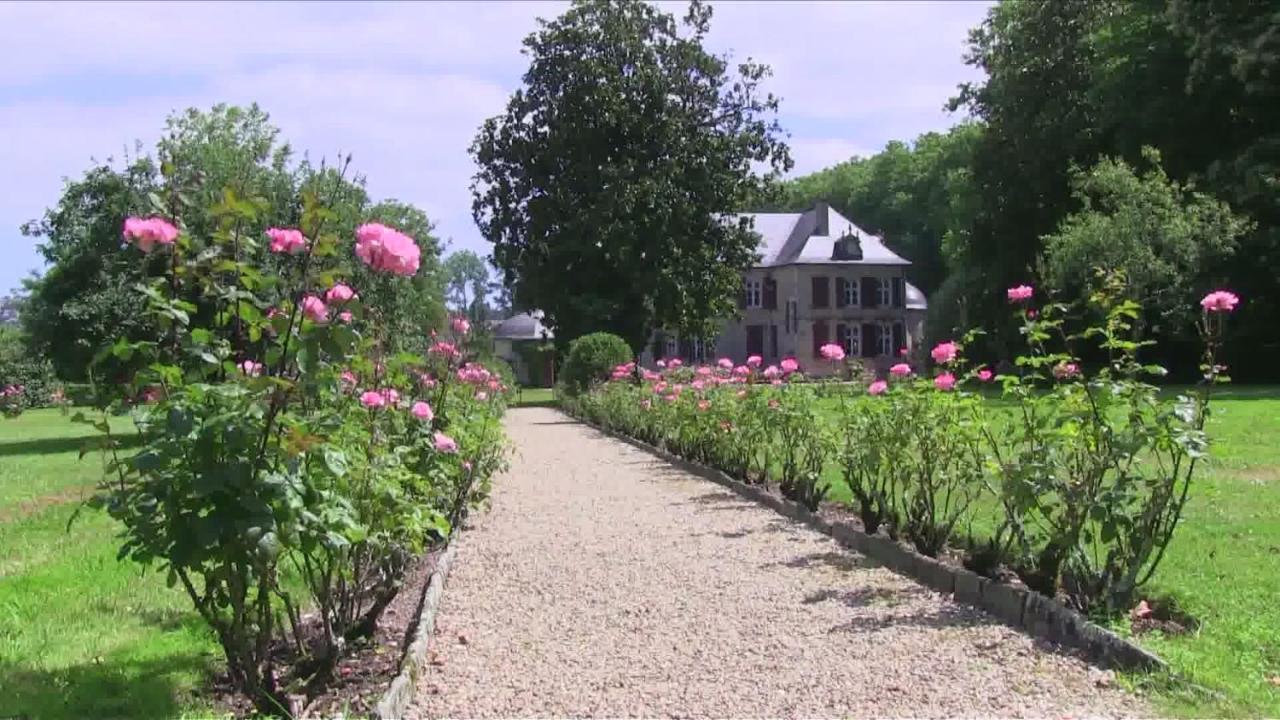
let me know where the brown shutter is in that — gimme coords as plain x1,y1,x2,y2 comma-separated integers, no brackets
763,277,777,310
861,276,877,308
769,325,778,358
812,276,829,308
892,322,906,356
892,277,905,308
861,323,876,358
812,320,828,356
834,277,847,308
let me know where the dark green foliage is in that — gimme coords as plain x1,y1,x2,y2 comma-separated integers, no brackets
471,0,791,355
0,327,59,412
560,331,632,395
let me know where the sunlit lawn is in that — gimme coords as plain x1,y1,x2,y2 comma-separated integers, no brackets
0,408,219,719
814,385,1280,717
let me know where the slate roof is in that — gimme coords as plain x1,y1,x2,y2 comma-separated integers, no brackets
493,311,553,341
733,204,911,267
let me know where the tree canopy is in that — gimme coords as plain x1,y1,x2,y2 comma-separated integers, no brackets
471,0,791,354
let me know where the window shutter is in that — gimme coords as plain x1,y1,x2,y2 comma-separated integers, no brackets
834,277,847,308
812,320,828,356
892,322,906,356
892,277,905,308
769,325,778,358
861,323,876,358
679,338,693,362
836,323,848,353
812,276,829,308
861,276,876,308
764,278,777,310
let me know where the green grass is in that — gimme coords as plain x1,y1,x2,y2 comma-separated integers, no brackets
813,386,1280,717
511,386,557,407
0,408,219,719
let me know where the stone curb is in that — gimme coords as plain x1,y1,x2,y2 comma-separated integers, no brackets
577,416,1165,673
372,532,460,720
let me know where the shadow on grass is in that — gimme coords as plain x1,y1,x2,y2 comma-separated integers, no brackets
0,434,143,458
0,649,213,720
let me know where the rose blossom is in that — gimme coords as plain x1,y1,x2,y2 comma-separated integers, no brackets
1053,362,1081,380
746,355,762,368
451,316,471,335
668,358,683,369
238,360,264,377
354,222,421,276
338,311,353,324
889,363,912,377
381,388,401,405
977,368,994,382
266,227,307,255
301,295,328,323
868,379,888,396
780,358,799,373
762,365,781,380
656,359,666,368
359,391,386,409
934,372,957,391
122,216,178,253
931,341,958,365
433,431,458,453
411,401,434,421
1200,290,1239,313
325,283,356,304
1007,284,1034,303
819,343,846,362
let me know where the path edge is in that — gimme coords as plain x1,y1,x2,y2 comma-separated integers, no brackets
373,531,460,720
572,412,1166,673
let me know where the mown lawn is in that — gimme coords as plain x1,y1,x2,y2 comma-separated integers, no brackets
814,385,1280,717
511,386,557,407
0,408,219,719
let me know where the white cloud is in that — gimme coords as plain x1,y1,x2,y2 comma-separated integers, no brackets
0,0,990,294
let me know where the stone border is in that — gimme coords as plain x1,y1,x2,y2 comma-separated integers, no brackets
373,532,460,720
577,416,1166,673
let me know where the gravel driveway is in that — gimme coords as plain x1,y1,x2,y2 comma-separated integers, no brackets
410,407,1146,718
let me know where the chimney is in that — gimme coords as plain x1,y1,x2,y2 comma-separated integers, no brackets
812,201,829,236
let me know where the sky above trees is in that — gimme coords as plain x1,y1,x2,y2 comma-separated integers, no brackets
0,0,990,295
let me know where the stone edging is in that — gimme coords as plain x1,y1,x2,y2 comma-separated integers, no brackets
577,415,1166,673
373,532,460,720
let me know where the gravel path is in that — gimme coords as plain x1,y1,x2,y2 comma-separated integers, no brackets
411,407,1146,718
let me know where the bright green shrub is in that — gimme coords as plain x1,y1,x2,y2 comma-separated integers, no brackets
560,332,632,395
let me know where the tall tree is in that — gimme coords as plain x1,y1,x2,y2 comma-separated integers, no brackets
471,0,791,354
443,249,491,322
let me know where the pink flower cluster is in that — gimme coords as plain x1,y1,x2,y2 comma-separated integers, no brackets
0,384,24,398
1007,284,1034,303
428,341,461,360
355,223,420,276
238,360,264,377
1200,290,1239,313
433,431,458,453
359,387,402,409
326,283,356,304
266,227,307,255
122,217,179,253
458,363,494,386
301,295,329,324
451,316,471,335
930,341,957,365
611,362,637,380
819,343,846,362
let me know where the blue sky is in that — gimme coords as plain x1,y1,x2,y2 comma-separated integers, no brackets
0,0,991,296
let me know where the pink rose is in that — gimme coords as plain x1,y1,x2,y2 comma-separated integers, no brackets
451,316,471,335
360,390,386,409
122,216,178,253
656,359,666,368
934,372,957,391
819,343,845,362
977,368,994,382
355,222,420,276
668,358,683,369
733,365,750,377
746,355,763,368
899,347,910,357
1053,362,1081,380
433,431,458,454
1200,290,1239,313
1007,285,1034,303
868,379,888,396
717,358,733,370
890,363,912,377
696,366,713,377
931,341,958,365
697,400,711,411
411,401,434,421
338,311,353,324
238,360,264,377
301,295,328,323
476,391,489,402
762,365,781,380
266,227,308,255
381,388,401,405
780,357,799,373
341,371,358,388
325,283,356,304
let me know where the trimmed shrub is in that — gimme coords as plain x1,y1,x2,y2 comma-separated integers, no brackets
0,327,60,415
560,332,632,395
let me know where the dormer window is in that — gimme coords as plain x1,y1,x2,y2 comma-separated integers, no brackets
831,231,863,261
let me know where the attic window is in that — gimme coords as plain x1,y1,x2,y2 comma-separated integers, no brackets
832,232,863,261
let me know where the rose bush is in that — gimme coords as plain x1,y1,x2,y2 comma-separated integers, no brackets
565,274,1230,615
74,166,508,714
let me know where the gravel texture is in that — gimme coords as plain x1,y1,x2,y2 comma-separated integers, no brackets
411,407,1147,718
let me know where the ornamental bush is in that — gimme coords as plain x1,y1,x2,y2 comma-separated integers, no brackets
74,165,507,715
567,274,1232,615
560,331,633,395
0,327,60,417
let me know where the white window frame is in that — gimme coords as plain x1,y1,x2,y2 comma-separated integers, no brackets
745,279,762,308
839,323,860,357
664,337,677,359
842,277,858,308
878,321,894,356
876,278,891,307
